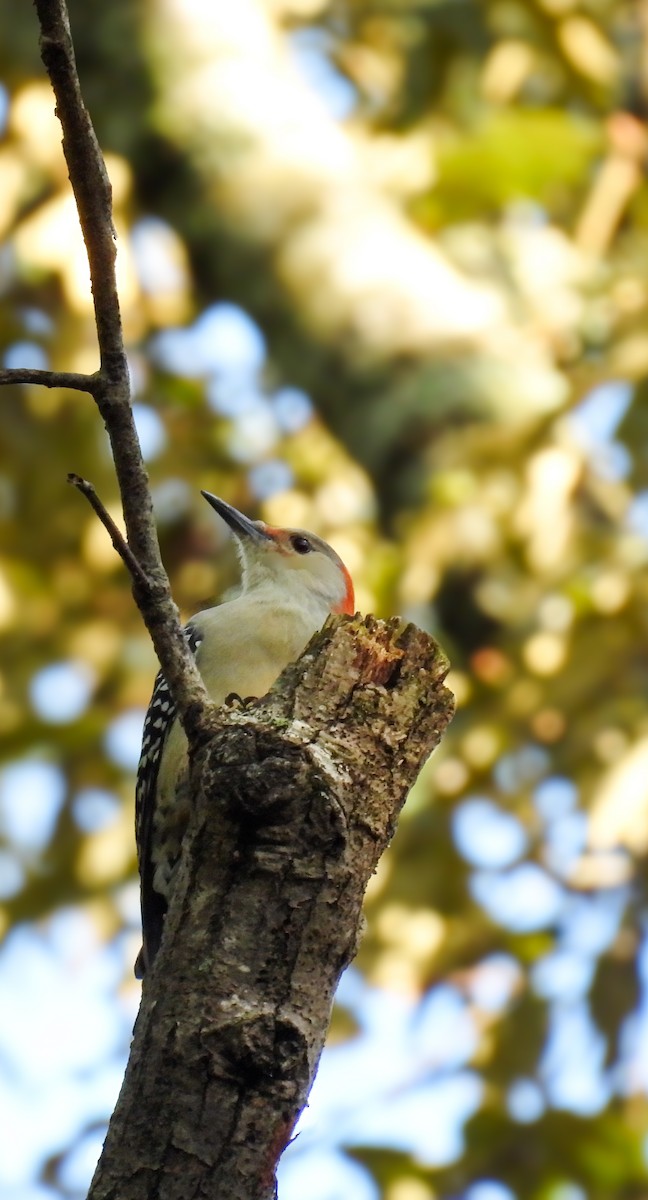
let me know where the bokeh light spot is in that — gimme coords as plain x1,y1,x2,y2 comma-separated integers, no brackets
541,1002,609,1114
290,29,357,120
3,341,49,371
386,1180,434,1200
57,1129,107,1193
534,776,578,822
248,459,294,500
523,631,566,675
507,1077,545,1123
0,84,8,135
21,308,53,336
0,849,25,898
152,478,192,523
104,710,145,771
453,798,527,869
228,402,279,462
467,955,522,1013
0,760,66,852
278,1148,378,1200
72,788,121,833
131,216,187,295
495,745,549,793
546,1187,586,1200
132,403,167,462
154,303,265,379
465,1183,516,1200
30,660,95,724
198,304,266,375
471,864,564,932
272,386,314,432
568,380,631,449
531,950,594,1001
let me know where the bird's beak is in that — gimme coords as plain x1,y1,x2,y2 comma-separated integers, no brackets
201,492,272,544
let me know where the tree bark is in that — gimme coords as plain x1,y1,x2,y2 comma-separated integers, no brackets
88,613,454,1200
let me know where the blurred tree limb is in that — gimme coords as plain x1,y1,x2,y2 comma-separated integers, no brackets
0,3,455,1198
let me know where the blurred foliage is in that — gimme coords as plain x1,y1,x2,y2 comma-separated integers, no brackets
2,0,648,1197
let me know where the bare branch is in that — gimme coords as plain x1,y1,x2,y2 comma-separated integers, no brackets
0,368,96,392
22,0,211,740
34,0,121,370
67,474,151,592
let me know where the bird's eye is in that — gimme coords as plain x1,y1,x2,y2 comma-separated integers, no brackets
291,535,312,555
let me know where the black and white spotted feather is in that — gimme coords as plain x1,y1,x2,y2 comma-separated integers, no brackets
134,622,203,979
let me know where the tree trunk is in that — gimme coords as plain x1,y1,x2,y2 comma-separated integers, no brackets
88,614,454,1200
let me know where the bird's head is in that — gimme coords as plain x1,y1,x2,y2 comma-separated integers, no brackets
201,492,355,615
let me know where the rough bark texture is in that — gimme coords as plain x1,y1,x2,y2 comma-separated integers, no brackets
88,614,454,1200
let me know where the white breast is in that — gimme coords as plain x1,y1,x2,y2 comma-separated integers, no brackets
152,588,329,884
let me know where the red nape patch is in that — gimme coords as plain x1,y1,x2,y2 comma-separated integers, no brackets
332,562,355,614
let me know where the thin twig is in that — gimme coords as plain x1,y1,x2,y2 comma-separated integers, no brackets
35,0,122,370
0,369,96,393
67,474,151,592
34,0,146,565
24,0,211,737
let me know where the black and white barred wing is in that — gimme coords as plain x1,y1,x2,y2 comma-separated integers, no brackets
134,622,203,978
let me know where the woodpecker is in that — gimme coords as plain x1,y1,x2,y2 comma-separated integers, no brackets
134,492,355,978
